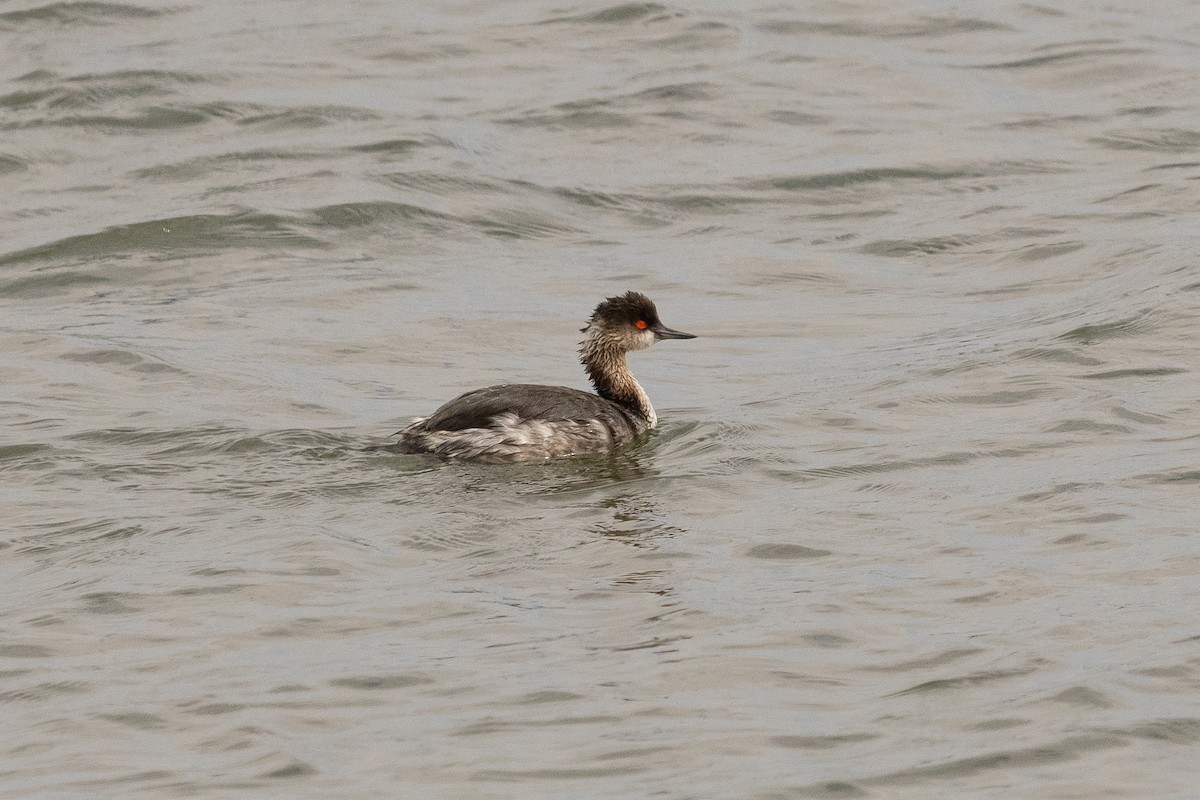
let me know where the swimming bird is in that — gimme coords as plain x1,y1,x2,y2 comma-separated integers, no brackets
378,291,695,462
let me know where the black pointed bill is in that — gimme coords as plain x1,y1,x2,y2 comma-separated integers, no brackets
652,324,697,340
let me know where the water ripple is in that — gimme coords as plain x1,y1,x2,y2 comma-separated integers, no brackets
0,1,169,27
759,15,1010,39
541,3,679,26
0,211,326,270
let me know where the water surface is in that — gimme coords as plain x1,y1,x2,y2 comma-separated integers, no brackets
3,1,1199,798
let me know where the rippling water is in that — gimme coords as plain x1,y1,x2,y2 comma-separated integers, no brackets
3,1,1199,797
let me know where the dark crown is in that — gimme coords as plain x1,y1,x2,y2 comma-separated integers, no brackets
586,291,660,330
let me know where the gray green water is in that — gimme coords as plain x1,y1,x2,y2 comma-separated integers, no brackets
3,1,1199,798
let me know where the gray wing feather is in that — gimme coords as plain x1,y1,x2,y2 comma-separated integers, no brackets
419,384,637,434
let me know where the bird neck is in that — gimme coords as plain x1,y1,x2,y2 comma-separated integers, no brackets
580,337,656,426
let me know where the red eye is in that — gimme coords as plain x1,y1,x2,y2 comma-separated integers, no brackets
635,320,647,330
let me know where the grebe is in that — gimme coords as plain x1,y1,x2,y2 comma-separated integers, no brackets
378,292,695,462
